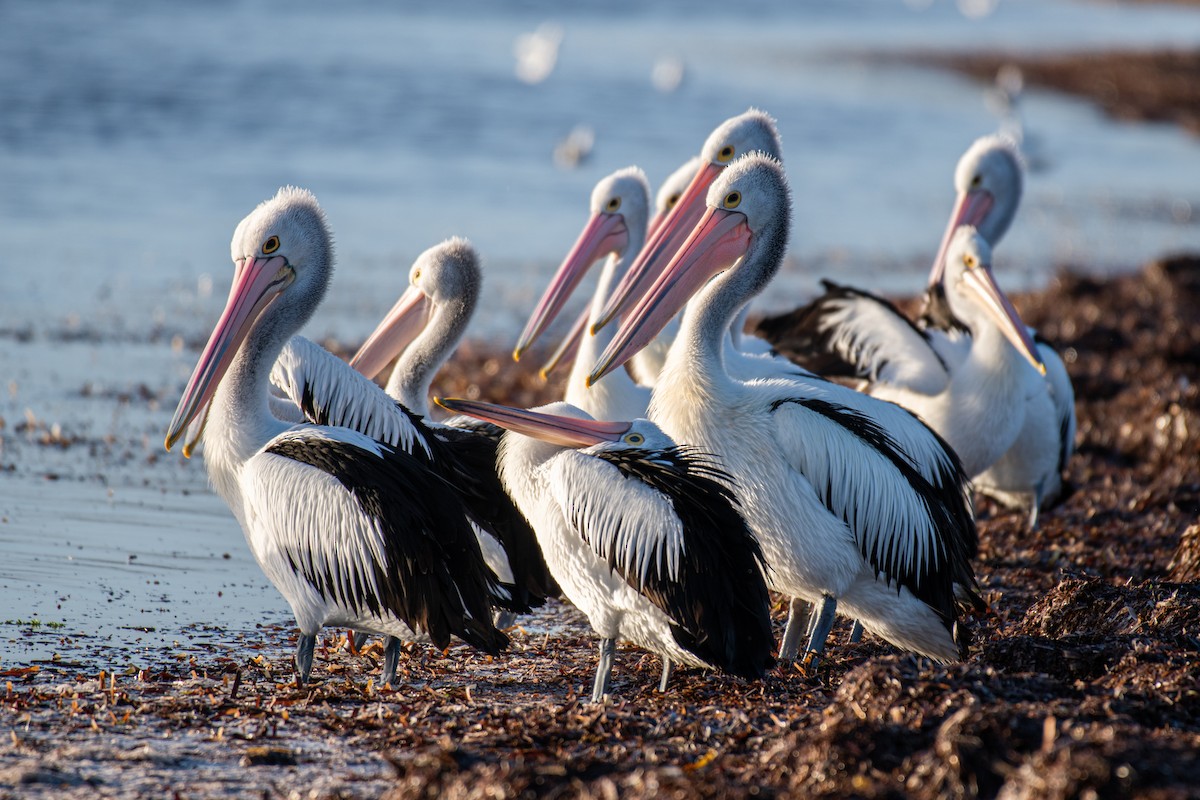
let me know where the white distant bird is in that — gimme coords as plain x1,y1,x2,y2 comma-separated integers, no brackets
513,166,652,421
591,155,982,666
165,188,508,685
760,135,1075,528
773,227,1047,483
436,397,776,701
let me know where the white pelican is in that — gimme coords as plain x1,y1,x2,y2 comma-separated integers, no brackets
771,227,1047,483
513,166,652,421
435,397,776,701
591,155,982,666
165,187,508,684
922,136,1076,526
761,134,1076,528
344,238,559,619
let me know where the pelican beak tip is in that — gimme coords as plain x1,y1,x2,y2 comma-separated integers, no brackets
512,348,522,363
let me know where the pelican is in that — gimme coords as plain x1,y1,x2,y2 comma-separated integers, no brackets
435,397,776,701
513,166,651,421
591,155,981,666
164,187,508,685
769,227,1047,483
344,238,558,622
761,134,1076,528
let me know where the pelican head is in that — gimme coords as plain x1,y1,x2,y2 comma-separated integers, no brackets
929,135,1024,288
942,226,1044,374
166,187,333,452
435,397,660,451
350,237,481,381
513,167,649,361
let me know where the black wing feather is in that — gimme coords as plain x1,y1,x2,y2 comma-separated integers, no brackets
592,446,777,680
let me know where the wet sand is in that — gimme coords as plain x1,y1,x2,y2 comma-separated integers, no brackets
1,253,1198,798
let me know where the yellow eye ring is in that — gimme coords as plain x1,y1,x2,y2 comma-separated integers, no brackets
606,197,621,213
262,235,281,255
964,255,976,268
624,432,644,446
716,145,735,163
723,191,741,210
665,193,680,210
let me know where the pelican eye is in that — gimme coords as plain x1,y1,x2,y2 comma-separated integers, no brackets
606,197,621,213
717,145,735,163
262,235,281,255
970,174,982,188
412,269,421,283
623,432,645,446
665,193,680,210
963,254,977,269
722,191,742,210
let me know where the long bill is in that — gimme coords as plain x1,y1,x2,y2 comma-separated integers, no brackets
962,262,1046,375
348,284,429,380
591,161,724,334
434,397,632,448
589,205,751,385
539,306,589,380
165,255,294,453
513,210,628,362
928,188,995,288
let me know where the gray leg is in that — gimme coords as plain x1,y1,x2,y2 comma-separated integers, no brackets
591,638,616,702
658,658,672,693
494,610,517,629
294,633,317,685
1027,484,1044,532
847,620,864,644
352,631,370,651
802,596,838,673
381,637,401,686
778,597,812,662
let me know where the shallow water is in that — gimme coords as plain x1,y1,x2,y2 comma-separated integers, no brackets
2,0,1200,668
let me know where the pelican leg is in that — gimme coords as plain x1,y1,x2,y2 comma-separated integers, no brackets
352,631,370,652
591,638,616,702
381,637,401,687
658,658,672,693
801,596,838,674
494,610,517,629
778,597,813,662
1027,484,1044,533
294,633,316,685
847,620,864,644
